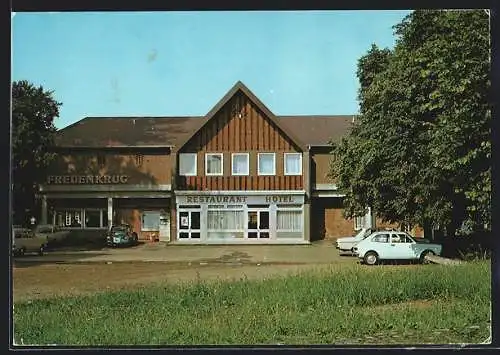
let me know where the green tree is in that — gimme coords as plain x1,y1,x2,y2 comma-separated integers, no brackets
330,10,490,237
12,80,61,225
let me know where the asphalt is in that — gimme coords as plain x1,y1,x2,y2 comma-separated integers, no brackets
12,240,355,265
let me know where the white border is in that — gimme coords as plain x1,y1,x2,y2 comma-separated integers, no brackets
284,153,302,176
179,153,197,176
231,153,250,176
205,153,224,176
257,153,276,176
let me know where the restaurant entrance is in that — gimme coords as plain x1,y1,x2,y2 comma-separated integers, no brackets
247,208,270,239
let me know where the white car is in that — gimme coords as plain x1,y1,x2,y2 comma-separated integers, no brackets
12,227,48,256
34,224,70,244
336,228,374,254
353,231,442,265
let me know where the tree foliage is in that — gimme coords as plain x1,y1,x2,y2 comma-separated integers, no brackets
330,10,490,236
12,80,61,224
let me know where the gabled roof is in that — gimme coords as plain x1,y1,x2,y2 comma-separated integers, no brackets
279,115,354,146
53,81,356,149
174,81,307,152
55,116,205,148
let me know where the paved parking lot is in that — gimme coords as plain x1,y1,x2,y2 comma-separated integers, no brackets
12,241,359,302
13,240,352,265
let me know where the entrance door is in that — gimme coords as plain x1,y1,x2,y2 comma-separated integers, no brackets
158,212,170,242
178,209,201,239
247,209,270,239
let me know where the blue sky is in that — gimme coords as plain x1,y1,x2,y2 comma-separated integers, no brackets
12,11,411,129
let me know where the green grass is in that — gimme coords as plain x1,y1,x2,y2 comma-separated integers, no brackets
13,261,491,346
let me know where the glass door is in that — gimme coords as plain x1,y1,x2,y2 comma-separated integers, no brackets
247,209,270,239
178,209,201,239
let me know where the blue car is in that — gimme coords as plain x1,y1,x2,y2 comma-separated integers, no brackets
106,224,139,247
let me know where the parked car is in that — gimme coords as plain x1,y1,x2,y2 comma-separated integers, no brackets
34,224,70,245
336,228,374,254
12,227,48,256
106,224,139,247
353,231,442,265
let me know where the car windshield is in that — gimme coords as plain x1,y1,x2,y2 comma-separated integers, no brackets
354,229,370,240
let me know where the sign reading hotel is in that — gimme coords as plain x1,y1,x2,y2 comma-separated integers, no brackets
178,194,304,205
47,175,129,185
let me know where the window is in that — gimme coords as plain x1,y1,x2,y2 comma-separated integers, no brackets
396,233,412,243
141,211,160,231
65,210,81,227
284,153,302,175
372,234,389,243
135,154,144,166
54,209,107,229
258,153,276,176
179,153,197,176
231,153,249,176
354,215,365,230
277,210,303,231
205,153,223,176
207,210,244,230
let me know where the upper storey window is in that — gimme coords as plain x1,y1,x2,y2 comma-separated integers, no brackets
284,153,302,176
231,153,249,176
258,153,276,176
205,153,223,176
179,153,197,176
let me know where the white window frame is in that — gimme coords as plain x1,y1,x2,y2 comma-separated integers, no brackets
179,153,197,176
205,153,224,176
231,153,250,176
284,153,302,176
55,208,108,229
258,153,276,176
207,205,245,233
276,206,304,232
177,206,202,239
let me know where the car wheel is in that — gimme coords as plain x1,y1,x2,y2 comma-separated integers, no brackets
364,251,379,266
420,250,435,264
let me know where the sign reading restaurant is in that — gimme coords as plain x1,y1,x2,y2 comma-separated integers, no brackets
178,194,304,205
47,175,129,184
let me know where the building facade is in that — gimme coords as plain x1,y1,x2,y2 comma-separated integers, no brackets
40,81,378,244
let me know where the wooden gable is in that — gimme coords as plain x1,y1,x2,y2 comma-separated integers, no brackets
181,89,300,153
176,82,305,191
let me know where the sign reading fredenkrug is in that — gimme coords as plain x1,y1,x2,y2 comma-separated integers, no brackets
47,175,129,184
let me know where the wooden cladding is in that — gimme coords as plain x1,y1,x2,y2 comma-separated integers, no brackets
177,175,303,191
182,91,299,153
178,91,304,191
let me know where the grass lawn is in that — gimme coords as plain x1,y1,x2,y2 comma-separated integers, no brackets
13,261,491,346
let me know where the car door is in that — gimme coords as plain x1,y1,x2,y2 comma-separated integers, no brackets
389,233,414,259
20,230,38,251
369,233,391,259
